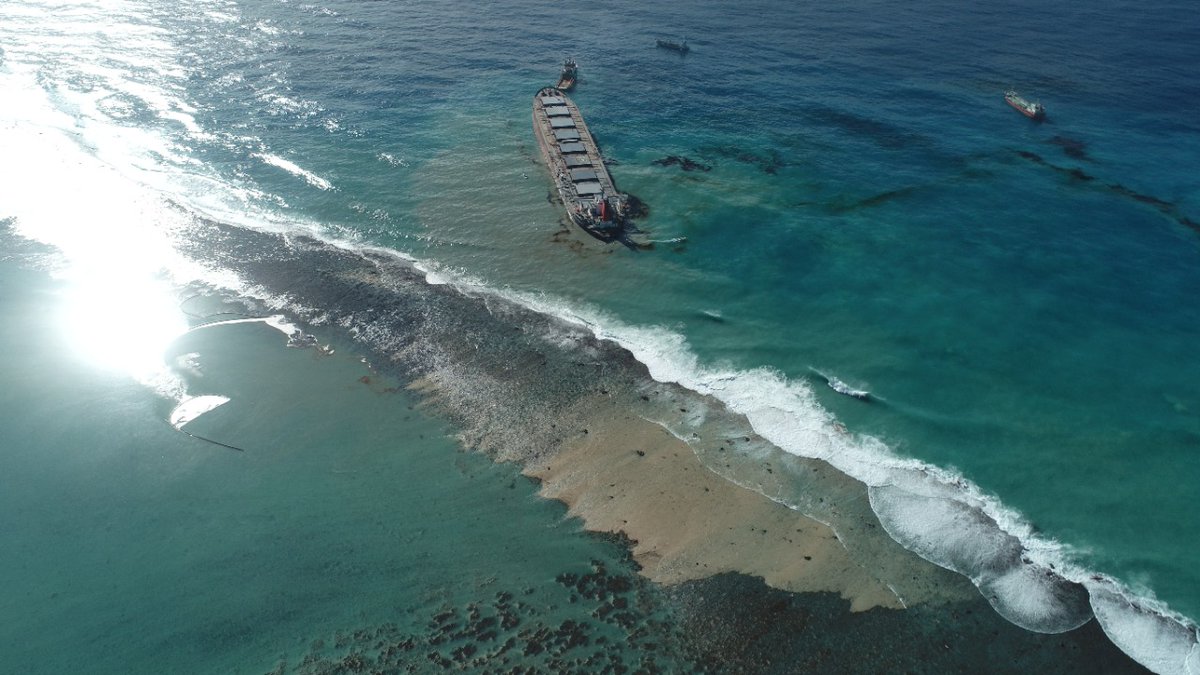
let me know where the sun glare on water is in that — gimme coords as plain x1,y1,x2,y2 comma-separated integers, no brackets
59,266,189,381
0,73,197,386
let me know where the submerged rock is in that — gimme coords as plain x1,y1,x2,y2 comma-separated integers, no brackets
651,155,712,172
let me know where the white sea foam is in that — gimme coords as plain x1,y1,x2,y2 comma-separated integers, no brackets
253,152,334,190
378,152,409,168
169,395,231,429
825,374,870,400
1090,585,1200,675
184,315,301,337
450,282,1197,673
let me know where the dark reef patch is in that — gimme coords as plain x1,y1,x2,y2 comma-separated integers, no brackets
824,185,924,214
175,217,653,469
664,573,1149,675
622,193,650,219
1067,167,1096,182
172,222,1150,675
802,104,931,151
651,155,712,172
1109,183,1173,209
697,144,785,175
1014,149,1199,234
1048,135,1090,161
266,546,708,674
264,565,1150,674
855,186,919,209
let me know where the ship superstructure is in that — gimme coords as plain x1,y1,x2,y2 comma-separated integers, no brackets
556,58,578,90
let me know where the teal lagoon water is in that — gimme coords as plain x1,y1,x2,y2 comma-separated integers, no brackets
1,0,1198,672
0,250,690,673
0,230,1149,675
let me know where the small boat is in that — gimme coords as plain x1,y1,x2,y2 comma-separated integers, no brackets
556,57,577,90
1004,90,1045,120
656,38,689,54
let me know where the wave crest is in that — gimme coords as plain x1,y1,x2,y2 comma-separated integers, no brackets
480,286,1197,673
1089,585,1200,675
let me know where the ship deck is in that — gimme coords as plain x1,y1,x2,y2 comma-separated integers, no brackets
532,88,619,207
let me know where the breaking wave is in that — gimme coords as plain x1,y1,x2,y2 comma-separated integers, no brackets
1090,585,1200,675
253,152,334,191
466,282,1199,674
813,369,871,400
169,395,230,429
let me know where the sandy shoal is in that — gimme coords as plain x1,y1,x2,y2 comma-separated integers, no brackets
526,409,906,612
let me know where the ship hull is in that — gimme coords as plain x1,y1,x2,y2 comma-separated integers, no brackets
532,86,627,242
1006,99,1044,120
1004,93,1045,120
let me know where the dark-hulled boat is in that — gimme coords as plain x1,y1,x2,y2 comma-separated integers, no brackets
556,58,577,91
656,38,689,54
1005,90,1045,120
532,86,629,241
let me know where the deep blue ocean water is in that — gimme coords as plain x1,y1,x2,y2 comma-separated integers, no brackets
2,0,1198,672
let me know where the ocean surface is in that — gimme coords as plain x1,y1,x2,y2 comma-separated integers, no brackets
1,0,1198,672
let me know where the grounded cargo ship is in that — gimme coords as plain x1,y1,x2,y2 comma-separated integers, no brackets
532,86,630,240
1004,90,1045,120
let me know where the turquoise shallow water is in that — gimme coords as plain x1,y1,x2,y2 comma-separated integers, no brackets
0,255,673,672
0,232,1150,675
2,236,1156,675
2,0,1198,671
